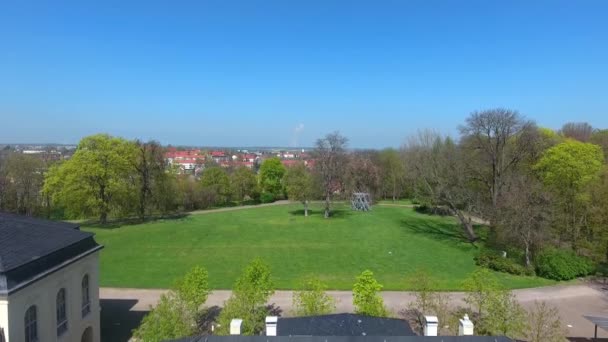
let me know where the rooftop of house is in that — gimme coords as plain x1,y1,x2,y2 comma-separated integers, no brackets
0,212,102,295
277,314,415,336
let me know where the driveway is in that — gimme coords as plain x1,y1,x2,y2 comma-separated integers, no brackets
100,283,608,341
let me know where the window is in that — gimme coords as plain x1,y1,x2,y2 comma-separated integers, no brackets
82,274,91,317
56,288,68,336
24,305,37,342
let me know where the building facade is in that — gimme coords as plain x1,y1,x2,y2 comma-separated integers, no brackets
0,213,103,342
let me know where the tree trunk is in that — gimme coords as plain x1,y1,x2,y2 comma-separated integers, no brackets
524,243,531,267
304,200,309,217
454,209,478,242
324,193,330,218
100,211,108,225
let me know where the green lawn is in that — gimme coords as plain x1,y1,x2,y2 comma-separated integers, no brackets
84,203,556,290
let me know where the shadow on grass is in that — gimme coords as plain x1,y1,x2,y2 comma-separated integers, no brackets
400,217,483,250
288,208,354,219
83,212,191,229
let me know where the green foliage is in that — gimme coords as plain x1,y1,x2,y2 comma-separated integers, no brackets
378,148,407,200
174,266,210,312
292,277,336,316
474,251,534,276
200,167,231,205
230,166,259,201
535,248,595,280
481,290,527,338
259,157,286,197
283,162,314,203
43,134,137,223
407,269,437,315
133,266,210,342
259,191,275,203
217,259,275,335
352,270,387,317
535,140,604,194
525,301,566,342
463,268,501,317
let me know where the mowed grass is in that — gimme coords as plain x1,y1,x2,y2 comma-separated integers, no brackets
84,203,556,290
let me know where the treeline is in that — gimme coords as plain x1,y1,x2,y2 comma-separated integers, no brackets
134,261,565,342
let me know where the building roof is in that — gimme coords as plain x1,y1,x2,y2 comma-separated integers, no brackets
277,314,415,336
0,212,102,295
167,336,513,342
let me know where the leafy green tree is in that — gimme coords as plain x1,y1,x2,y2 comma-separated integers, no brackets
259,157,286,198
132,140,174,220
134,266,211,342
463,268,501,317
292,277,336,316
43,134,136,223
525,301,566,342
3,153,45,215
591,129,608,159
352,270,387,317
534,140,604,250
283,162,315,216
378,148,406,201
482,290,527,338
217,259,275,335
200,167,231,205
230,166,259,202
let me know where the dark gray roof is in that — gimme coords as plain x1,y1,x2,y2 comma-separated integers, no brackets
0,212,102,295
277,314,415,336
584,315,608,332
167,336,513,342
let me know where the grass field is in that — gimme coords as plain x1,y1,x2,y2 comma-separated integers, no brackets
84,203,556,290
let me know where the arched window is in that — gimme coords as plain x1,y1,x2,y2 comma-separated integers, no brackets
82,274,91,317
24,305,37,342
56,288,68,336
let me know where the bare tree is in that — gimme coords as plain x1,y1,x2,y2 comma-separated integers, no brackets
344,153,381,199
494,174,553,266
133,140,167,220
403,130,478,242
525,301,566,342
560,122,594,142
459,109,537,212
314,132,348,218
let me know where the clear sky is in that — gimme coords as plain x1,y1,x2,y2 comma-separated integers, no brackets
1,0,607,148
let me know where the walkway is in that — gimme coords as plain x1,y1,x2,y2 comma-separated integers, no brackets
100,283,608,340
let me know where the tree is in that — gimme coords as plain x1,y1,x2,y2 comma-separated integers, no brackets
463,268,501,317
403,130,478,241
259,157,286,198
133,266,211,342
352,270,387,317
43,134,136,223
482,290,526,338
560,122,594,142
525,301,566,342
3,153,44,215
230,166,259,201
344,154,381,199
200,167,231,205
534,140,604,250
283,162,315,216
378,148,406,201
314,132,348,218
591,129,608,159
494,174,553,266
292,277,336,316
132,140,171,220
459,108,538,211
217,259,275,335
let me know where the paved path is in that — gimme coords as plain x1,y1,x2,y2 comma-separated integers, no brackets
189,200,292,215
100,283,608,340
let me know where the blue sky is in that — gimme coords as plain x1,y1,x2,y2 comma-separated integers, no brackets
1,0,607,148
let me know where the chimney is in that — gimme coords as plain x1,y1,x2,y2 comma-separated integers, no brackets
265,316,278,336
458,314,474,336
423,315,438,336
230,319,243,335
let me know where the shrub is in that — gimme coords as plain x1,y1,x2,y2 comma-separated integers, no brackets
260,192,275,204
414,204,451,216
535,248,595,280
474,251,534,276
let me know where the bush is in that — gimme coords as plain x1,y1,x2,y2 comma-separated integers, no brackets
414,204,451,216
475,251,534,276
535,248,595,280
260,192,275,203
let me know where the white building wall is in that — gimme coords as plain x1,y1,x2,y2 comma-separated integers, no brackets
4,251,101,342
1,298,8,339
